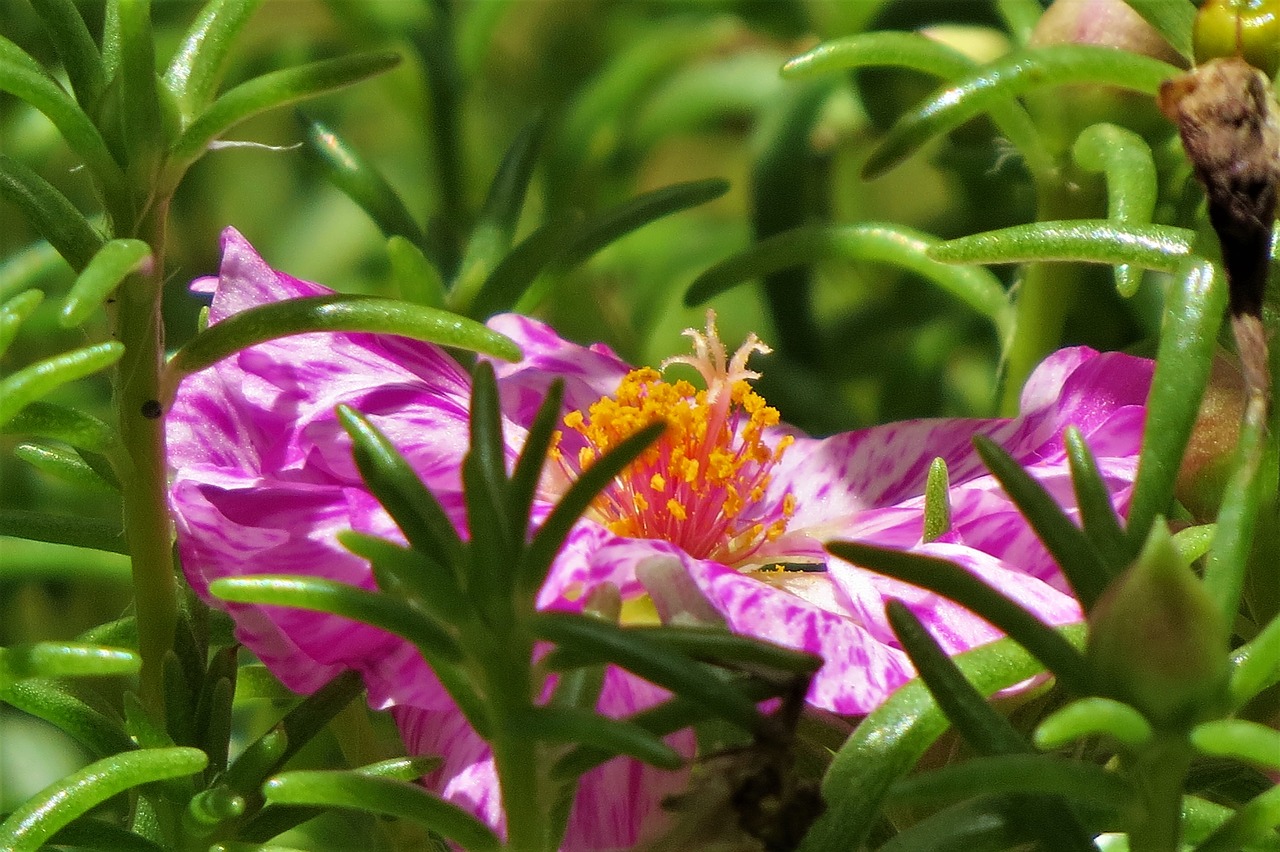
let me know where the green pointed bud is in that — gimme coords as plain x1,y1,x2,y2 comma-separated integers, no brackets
1195,0,1280,77
1176,354,1248,520
923,457,951,543
1087,521,1230,729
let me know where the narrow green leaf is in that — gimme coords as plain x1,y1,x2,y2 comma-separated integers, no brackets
1193,785,1280,852
0,678,135,757
518,179,729,311
533,611,762,732
387,236,445,308
339,531,463,627
0,289,44,358
461,363,517,621
780,31,1052,180
0,508,127,553
797,625,1086,852
0,155,106,272
923,457,951,543
262,772,501,851
300,115,425,244
1230,611,1280,707
876,796,1040,852
973,434,1112,608
887,601,1096,852
863,45,1181,178
61,239,152,326
1204,393,1269,624
451,119,545,311
222,670,363,796
1033,696,1154,750
686,223,1011,334
209,575,462,663
337,405,466,571
546,624,821,676
0,239,66,303
1128,260,1227,543
1123,0,1196,61
888,754,1132,809
14,442,119,492
886,601,1029,756
826,540,1090,694
1190,719,1280,771
0,747,207,851
163,0,264,118
162,294,519,401
3,401,116,452
996,0,1043,43
0,642,138,685
45,820,166,852
468,213,582,318
0,45,125,194
507,379,564,536
0,341,125,428
929,220,1194,273
521,422,664,599
169,51,401,171
28,0,105,109
1072,123,1160,296
515,705,683,769
1063,426,1133,569
116,0,164,169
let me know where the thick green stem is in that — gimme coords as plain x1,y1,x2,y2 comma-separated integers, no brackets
1000,175,1093,415
113,202,178,717
1125,734,1192,852
486,641,549,851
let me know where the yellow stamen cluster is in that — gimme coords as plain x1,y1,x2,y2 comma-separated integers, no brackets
553,312,796,565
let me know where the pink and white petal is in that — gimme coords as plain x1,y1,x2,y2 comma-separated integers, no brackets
669,558,915,715
826,541,1083,660
171,477,402,694
485,313,630,431
770,347,1151,529
538,528,675,611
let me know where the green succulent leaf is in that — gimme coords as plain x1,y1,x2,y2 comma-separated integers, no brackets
0,509,127,553
0,747,207,851
27,0,105,109
3,401,116,452
1033,696,1155,750
0,342,125,429
163,294,519,402
928,220,1194,273
1063,427,1133,568
0,289,45,358
468,213,582,318
514,705,683,769
862,45,1180,178
209,575,462,664
0,155,106,272
262,771,501,851
533,611,762,732
1124,0,1196,61
14,442,119,493
387,236,446,308
973,434,1112,607
116,0,165,169
1230,611,1280,707
168,51,401,175
687,223,1011,336
61,238,153,326
0,642,138,685
163,0,264,119
1127,260,1227,543
887,754,1132,810
1190,719,1280,771
798,625,1086,851
300,115,426,245
1193,784,1280,852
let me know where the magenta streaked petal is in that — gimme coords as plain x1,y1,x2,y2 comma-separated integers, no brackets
771,347,1151,530
485,313,630,432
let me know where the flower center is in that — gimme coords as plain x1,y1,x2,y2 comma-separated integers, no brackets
554,313,796,565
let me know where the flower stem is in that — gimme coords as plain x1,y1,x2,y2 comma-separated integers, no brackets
1000,173,1092,415
113,202,178,717
1125,733,1192,852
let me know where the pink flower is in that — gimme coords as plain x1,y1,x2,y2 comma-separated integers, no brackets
168,229,1153,847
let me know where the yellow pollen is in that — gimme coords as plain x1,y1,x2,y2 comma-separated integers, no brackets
554,310,796,565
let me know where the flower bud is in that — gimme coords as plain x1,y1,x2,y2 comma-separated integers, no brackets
1195,0,1280,78
1031,0,1187,67
1087,522,1230,730
1176,354,1248,520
